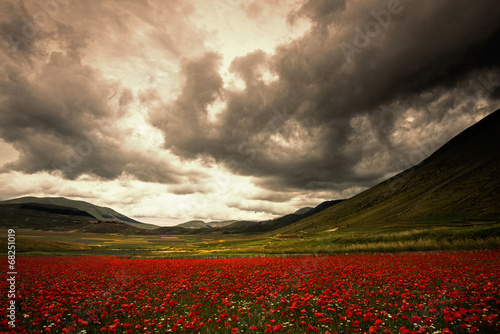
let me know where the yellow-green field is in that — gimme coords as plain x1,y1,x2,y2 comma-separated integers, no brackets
2,221,500,257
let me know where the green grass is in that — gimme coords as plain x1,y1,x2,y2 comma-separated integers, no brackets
258,223,500,254
410,211,481,222
0,237,91,252
3,223,500,257
144,223,500,256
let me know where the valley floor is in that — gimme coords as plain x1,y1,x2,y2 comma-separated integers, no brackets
2,220,499,257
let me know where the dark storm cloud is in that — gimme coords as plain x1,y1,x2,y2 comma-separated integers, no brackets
0,0,206,184
249,189,297,203
2,0,500,197
0,51,185,183
0,1,39,57
151,0,500,191
150,52,224,158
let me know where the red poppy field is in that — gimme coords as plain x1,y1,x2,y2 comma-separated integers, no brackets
1,251,499,333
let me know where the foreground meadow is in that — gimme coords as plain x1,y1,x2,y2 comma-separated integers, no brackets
1,251,499,333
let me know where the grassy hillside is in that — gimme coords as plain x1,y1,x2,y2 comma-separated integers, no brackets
0,203,96,231
261,200,343,232
273,109,500,236
0,234,91,252
220,221,263,233
80,221,154,234
0,196,158,230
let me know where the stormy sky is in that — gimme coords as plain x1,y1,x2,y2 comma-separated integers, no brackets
1,0,499,226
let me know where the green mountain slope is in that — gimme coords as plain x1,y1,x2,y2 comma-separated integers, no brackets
177,220,210,229
273,109,500,236
260,200,344,232
0,203,96,231
175,220,243,229
207,220,239,228
0,196,158,230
